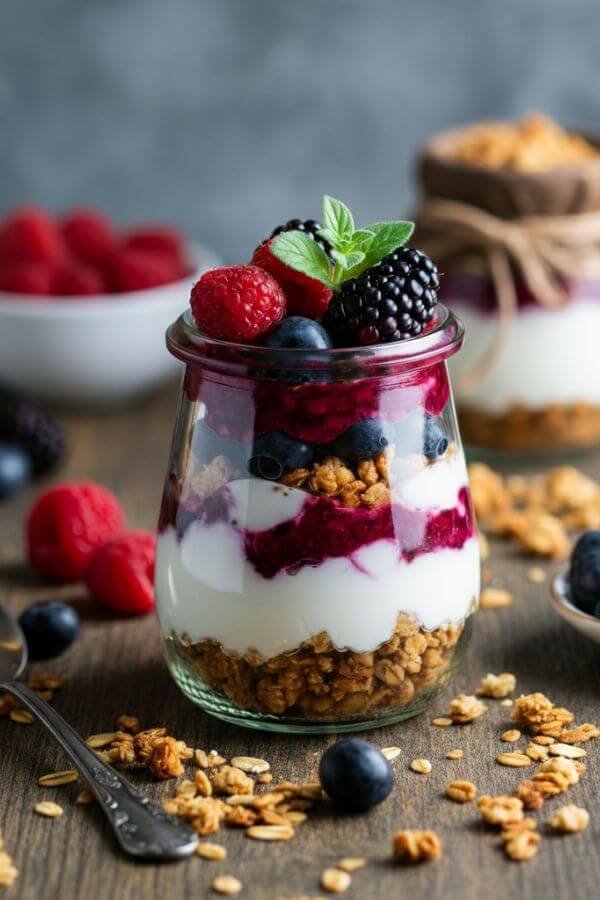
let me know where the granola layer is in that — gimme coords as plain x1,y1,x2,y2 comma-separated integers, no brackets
459,402,600,452
175,614,468,719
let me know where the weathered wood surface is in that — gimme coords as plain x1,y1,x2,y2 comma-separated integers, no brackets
0,382,599,900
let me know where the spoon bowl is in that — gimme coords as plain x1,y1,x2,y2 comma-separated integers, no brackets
550,572,600,645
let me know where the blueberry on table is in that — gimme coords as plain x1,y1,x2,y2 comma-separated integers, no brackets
569,530,600,615
330,419,391,461
423,415,449,461
319,738,393,812
262,316,333,350
19,601,80,661
250,431,315,480
0,441,31,499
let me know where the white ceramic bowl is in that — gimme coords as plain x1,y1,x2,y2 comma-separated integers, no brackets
0,242,220,407
550,572,600,645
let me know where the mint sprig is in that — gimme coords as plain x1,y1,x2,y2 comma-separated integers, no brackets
270,196,414,290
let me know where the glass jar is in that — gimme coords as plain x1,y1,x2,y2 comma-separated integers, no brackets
155,305,480,733
444,273,600,455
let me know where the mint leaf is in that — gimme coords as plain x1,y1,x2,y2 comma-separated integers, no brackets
363,221,414,262
322,195,355,246
331,250,365,271
349,228,375,253
316,227,338,247
271,232,333,287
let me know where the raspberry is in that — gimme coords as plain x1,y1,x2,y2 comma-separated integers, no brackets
58,260,107,296
110,247,180,292
122,225,186,271
190,265,286,342
0,207,66,265
0,261,58,295
61,209,118,266
27,482,125,581
251,240,332,319
84,531,156,615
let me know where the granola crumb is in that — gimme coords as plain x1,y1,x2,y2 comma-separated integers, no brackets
480,588,513,609
245,825,294,842
148,737,185,780
445,780,477,803
532,735,555,746
500,699,513,708
115,714,140,734
528,567,546,583
9,708,35,725
0,832,17,887
320,868,351,893
449,694,487,724
34,801,63,818
558,723,600,744
337,858,366,873
446,749,464,760
477,795,524,826
501,730,522,743
212,766,254,797
513,693,555,728
212,875,242,895
230,756,270,775
392,829,441,863
548,743,587,759
75,790,94,806
381,747,401,761
525,743,549,762
496,752,532,768
550,805,589,833
477,672,516,699
431,717,453,727
409,758,432,775
257,773,273,785
503,829,541,861
197,842,227,860
37,770,78,788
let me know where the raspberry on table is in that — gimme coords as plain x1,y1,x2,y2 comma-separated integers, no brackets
60,209,118,266
26,482,125,581
84,531,156,615
109,247,182,292
0,207,66,265
190,264,286,342
0,261,59,296
251,241,332,319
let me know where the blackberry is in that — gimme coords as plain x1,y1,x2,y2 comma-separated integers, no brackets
267,218,333,260
323,248,439,347
0,392,67,476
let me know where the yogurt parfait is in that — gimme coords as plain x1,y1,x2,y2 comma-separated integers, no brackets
156,197,480,732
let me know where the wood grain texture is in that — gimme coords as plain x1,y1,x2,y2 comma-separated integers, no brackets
1,382,599,900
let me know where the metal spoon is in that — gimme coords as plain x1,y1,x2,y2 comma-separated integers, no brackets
0,604,198,860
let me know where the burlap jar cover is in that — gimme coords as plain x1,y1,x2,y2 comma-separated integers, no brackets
414,123,600,390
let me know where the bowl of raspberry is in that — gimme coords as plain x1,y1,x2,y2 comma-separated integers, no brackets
155,196,480,733
0,206,220,405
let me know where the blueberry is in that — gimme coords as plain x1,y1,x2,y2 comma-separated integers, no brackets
263,317,333,350
249,431,315,481
319,738,393,812
569,531,600,615
423,414,449,460
19,601,80,661
0,441,31,499
329,419,391,460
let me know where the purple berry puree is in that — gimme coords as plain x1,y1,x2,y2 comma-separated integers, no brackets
172,485,474,580
187,363,450,445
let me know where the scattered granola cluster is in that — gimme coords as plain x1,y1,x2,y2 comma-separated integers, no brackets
282,451,391,509
180,614,464,719
0,832,17,888
453,114,599,172
392,829,442,864
469,463,600,560
0,671,63,725
87,724,194,780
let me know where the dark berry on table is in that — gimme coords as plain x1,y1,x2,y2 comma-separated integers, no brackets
250,431,315,481
323,248,439,347
262,316,333,350
329,418,391,461
0,392,67,476
267,218,333,260
19,601,80,661
423,414,449,461
319,738,393,812
569,531,600,615
0,441,31,499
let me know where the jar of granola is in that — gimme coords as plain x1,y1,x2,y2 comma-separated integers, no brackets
416,115,600,455
155,304,479,733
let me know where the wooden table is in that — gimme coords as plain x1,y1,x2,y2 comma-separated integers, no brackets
1,383,599,900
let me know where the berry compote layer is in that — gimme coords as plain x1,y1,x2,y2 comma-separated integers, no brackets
445,275,600,451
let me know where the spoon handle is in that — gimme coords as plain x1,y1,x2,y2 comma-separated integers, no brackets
0,681,198,860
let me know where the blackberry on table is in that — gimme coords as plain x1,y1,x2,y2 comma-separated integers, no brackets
0,392,67,476
323,248,439,347
267,219,333,260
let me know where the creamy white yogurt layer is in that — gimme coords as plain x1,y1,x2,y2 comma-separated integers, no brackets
449,298,600,413
155,459,479,658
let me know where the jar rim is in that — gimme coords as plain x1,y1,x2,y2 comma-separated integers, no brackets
166,304,464,378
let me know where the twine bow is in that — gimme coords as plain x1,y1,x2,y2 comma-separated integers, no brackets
417,198,600,389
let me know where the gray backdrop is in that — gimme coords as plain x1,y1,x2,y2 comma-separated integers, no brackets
1,0,599,261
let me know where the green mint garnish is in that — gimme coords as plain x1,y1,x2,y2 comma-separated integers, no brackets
271,195,414,290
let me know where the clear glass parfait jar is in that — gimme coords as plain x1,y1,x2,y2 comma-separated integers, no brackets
155,306,480,733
